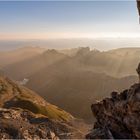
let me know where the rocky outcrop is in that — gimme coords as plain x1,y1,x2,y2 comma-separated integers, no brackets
0,108,83,139
86,83,140,139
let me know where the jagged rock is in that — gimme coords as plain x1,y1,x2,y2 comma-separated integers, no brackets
0,108,83,139
86,83,140,139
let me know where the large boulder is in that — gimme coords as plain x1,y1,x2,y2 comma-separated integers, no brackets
86,83,140,139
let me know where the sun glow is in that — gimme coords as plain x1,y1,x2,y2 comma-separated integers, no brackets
1,32,140,40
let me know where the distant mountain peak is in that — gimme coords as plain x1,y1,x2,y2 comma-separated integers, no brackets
43,49,63,56
76,47,90,56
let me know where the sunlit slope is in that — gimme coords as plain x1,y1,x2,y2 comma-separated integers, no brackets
75,47,140,77
4,49,67,80
0,75,73,122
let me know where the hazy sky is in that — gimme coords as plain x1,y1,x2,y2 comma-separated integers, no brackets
0,1,140,40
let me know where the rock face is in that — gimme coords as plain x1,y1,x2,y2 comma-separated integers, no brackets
0,108,81,139
86,83,140,139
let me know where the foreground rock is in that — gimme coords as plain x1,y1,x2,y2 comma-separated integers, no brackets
86,83,140,139
0,108,83,139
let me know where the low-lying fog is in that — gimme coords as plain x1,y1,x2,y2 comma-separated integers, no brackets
1,38,140,51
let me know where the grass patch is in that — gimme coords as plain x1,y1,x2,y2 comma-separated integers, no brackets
11,97,72,121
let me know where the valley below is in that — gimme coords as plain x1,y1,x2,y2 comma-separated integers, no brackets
1,0,140,139
0,46,140,139
1,46,139,122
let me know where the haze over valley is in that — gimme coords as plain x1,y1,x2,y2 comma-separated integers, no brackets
0,45,139,122
1,38,140,51
1,1,140,139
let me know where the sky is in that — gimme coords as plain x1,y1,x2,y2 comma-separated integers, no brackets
0,1,140,40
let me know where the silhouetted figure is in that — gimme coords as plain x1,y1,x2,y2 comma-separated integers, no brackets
136,63,140,83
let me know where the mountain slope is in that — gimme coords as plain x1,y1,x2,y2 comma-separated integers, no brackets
0,75,73,122
0,75,89,139
72,47,140,77
4,49,67,80
26,58,137,121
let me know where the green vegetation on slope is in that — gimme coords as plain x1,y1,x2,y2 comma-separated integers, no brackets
10,97,73,122
0,76,73,122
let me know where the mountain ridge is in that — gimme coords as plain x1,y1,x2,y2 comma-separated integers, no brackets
1,47,139,122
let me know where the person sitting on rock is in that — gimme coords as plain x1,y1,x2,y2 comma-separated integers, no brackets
136,63,140,83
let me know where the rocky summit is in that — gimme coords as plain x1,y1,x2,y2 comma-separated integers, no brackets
86,82,140,139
